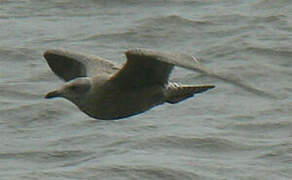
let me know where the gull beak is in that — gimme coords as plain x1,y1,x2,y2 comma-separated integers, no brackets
45,89,63,99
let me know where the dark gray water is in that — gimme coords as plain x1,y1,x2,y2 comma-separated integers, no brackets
1,0,291,179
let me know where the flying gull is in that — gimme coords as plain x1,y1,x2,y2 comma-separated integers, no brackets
44,49,215,120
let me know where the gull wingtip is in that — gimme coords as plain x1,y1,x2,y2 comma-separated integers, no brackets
43,49,66,59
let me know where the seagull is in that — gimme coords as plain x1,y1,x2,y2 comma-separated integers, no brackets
44,49,215,120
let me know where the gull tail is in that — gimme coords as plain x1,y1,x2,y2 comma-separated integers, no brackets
166,83,215,104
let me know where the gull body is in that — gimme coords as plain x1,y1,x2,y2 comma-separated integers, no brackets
44,49,215,120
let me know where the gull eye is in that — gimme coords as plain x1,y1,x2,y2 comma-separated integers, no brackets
68,83,90,94
69,85,78,91
66,78,91,94
68,84,83,94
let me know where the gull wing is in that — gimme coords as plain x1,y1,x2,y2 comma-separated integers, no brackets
109,49,200,88
43,49,120,81
109,49,274,98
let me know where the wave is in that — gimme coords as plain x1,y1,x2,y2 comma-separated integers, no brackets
81,32,137,42
139,15,213,27
0,150,92,162
80,15,211,43
252,14,287,24
230,120,292,132
245,46,292,58
252,0,292,9
0,47,39,61
8,164,201,180
0,102,69,123
85,164,200,179
0,84,41,101
128,135,253,153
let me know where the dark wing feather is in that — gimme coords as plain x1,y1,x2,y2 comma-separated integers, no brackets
43,49,120,81
109,49,199,88
117,50,274,98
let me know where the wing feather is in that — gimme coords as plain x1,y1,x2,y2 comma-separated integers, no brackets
43,49,120,81
109,49,178,88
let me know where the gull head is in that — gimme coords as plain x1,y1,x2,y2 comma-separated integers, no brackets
45,77,92,102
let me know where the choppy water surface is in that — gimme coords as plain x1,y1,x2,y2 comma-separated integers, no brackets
0,0,291,179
